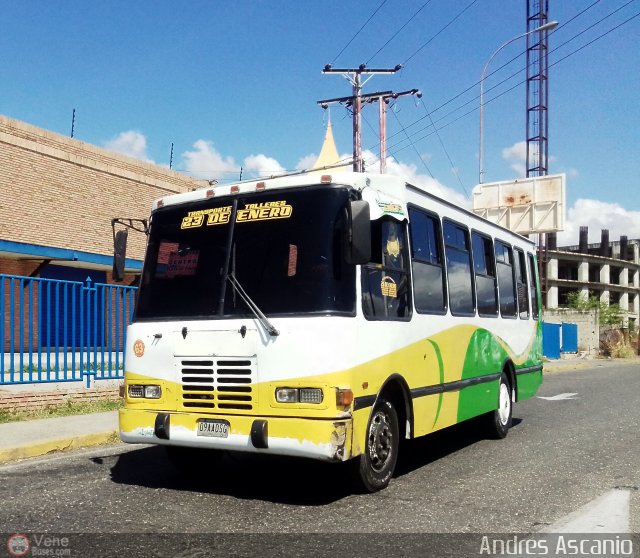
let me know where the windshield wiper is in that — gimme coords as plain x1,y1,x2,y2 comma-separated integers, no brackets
227,274,280,337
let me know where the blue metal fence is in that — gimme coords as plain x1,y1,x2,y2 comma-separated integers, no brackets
1,273,137,386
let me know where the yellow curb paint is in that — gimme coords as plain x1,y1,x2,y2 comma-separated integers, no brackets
0,431,118,464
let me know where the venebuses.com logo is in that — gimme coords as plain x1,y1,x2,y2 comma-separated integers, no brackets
6,533,71,557
7,534,31,557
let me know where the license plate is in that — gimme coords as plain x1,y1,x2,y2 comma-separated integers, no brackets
197,419,230,438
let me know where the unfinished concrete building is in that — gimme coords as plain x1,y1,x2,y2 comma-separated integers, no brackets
542,227,640,327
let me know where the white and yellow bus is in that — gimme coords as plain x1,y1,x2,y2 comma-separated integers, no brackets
118,172,543,492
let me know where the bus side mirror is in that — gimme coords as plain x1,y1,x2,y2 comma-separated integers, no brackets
345,200,371,265
112,229,128,282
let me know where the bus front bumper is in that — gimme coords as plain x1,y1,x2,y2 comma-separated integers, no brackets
119,408,352,462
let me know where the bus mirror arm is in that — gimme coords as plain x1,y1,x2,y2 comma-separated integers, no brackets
111,218,148,282
344,200,371,265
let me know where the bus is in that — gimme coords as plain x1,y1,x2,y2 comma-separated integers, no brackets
118,171,543,492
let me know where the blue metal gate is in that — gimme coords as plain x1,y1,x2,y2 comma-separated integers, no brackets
1,273,137,386
542,322,561,359
561,322,578,353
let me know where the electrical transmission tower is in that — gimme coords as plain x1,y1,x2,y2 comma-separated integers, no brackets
526,0,552,177
526,0,553,300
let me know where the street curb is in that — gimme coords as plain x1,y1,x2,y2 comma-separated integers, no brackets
543,361,592,374
0,430,118,464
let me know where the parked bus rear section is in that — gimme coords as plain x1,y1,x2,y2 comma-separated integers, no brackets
118,172,543,492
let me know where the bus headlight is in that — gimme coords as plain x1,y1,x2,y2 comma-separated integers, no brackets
275,387,323,404
299,388,323,404
144,385,162,399
128,385,144,398
128,384,162,399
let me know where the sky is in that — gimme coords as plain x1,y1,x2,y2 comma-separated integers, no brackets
1,1,638,245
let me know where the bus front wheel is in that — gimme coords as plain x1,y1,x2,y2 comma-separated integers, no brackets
484,373,513,439
354,396,399,492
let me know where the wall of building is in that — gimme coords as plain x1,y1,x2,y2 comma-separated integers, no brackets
0,115,204,266
543,309,599,354
544,245,640,326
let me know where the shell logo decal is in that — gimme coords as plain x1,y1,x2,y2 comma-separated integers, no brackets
133,340,145,358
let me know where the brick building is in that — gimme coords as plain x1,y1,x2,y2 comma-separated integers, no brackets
0,115,204,281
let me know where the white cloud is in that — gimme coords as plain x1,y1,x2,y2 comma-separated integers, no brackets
104,130,152,163
181,140,238,180
501,140,527,177
557,198,640,246
363,150,470,209
295,153,318,171
243,154,285,177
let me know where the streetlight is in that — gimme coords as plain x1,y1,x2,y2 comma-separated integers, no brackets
478,20,558,184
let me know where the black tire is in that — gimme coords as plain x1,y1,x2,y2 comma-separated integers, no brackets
354,396,399,493
484,373,513,439
165,446,224,473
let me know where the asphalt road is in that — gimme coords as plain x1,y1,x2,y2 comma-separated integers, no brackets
0,360,638,556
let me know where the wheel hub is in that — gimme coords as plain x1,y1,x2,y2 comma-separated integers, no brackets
368,410,392,471
498,382,511,425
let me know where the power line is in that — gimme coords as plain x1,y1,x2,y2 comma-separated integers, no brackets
331,0,388,64
366,0,434,64
419,98,468,196
402,0,479,66
555,0,603,30
389,104,435,179
386,9,640,158
380,3,640,154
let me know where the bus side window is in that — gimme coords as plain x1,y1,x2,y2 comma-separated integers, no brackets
527,252,540,319
514,248,530,319
361,218,412,320
471,231,498,317
408,208,446,314
495,240,517,317
443,220,475,316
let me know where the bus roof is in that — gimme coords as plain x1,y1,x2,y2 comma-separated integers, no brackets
152,171,534,247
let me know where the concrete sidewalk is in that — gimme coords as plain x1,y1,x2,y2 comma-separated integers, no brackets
0,410,119,464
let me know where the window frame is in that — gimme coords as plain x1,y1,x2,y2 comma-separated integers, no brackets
494,239,518,319
527,252,541,319
361,217,413,322
470,229,499,318
513,247,530,319
407,205,448,316
442,218,476,317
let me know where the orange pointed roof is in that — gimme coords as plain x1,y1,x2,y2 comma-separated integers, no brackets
312,115,350,172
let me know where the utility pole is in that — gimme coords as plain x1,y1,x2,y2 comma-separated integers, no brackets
319,64,419,173
376,89,421,173
319,64,401,172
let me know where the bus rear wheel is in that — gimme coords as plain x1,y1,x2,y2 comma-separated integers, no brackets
354,396,399,493
484,373,513,439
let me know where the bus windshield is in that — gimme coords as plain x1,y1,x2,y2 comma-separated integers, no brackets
134,185,356,320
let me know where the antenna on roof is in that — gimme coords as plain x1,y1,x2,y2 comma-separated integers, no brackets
169,142,174,169
70,109,76,138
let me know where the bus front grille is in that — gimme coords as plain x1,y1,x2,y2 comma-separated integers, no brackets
179,358,256,411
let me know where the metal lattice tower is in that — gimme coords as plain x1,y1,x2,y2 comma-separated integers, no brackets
526,0,551,177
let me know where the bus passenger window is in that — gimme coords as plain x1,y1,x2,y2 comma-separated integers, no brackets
514,248,530,318
471,232,498,316
409,208,446,314
361,218,411,320
443,220,475,316
527,252,540,319
495,241,517,317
